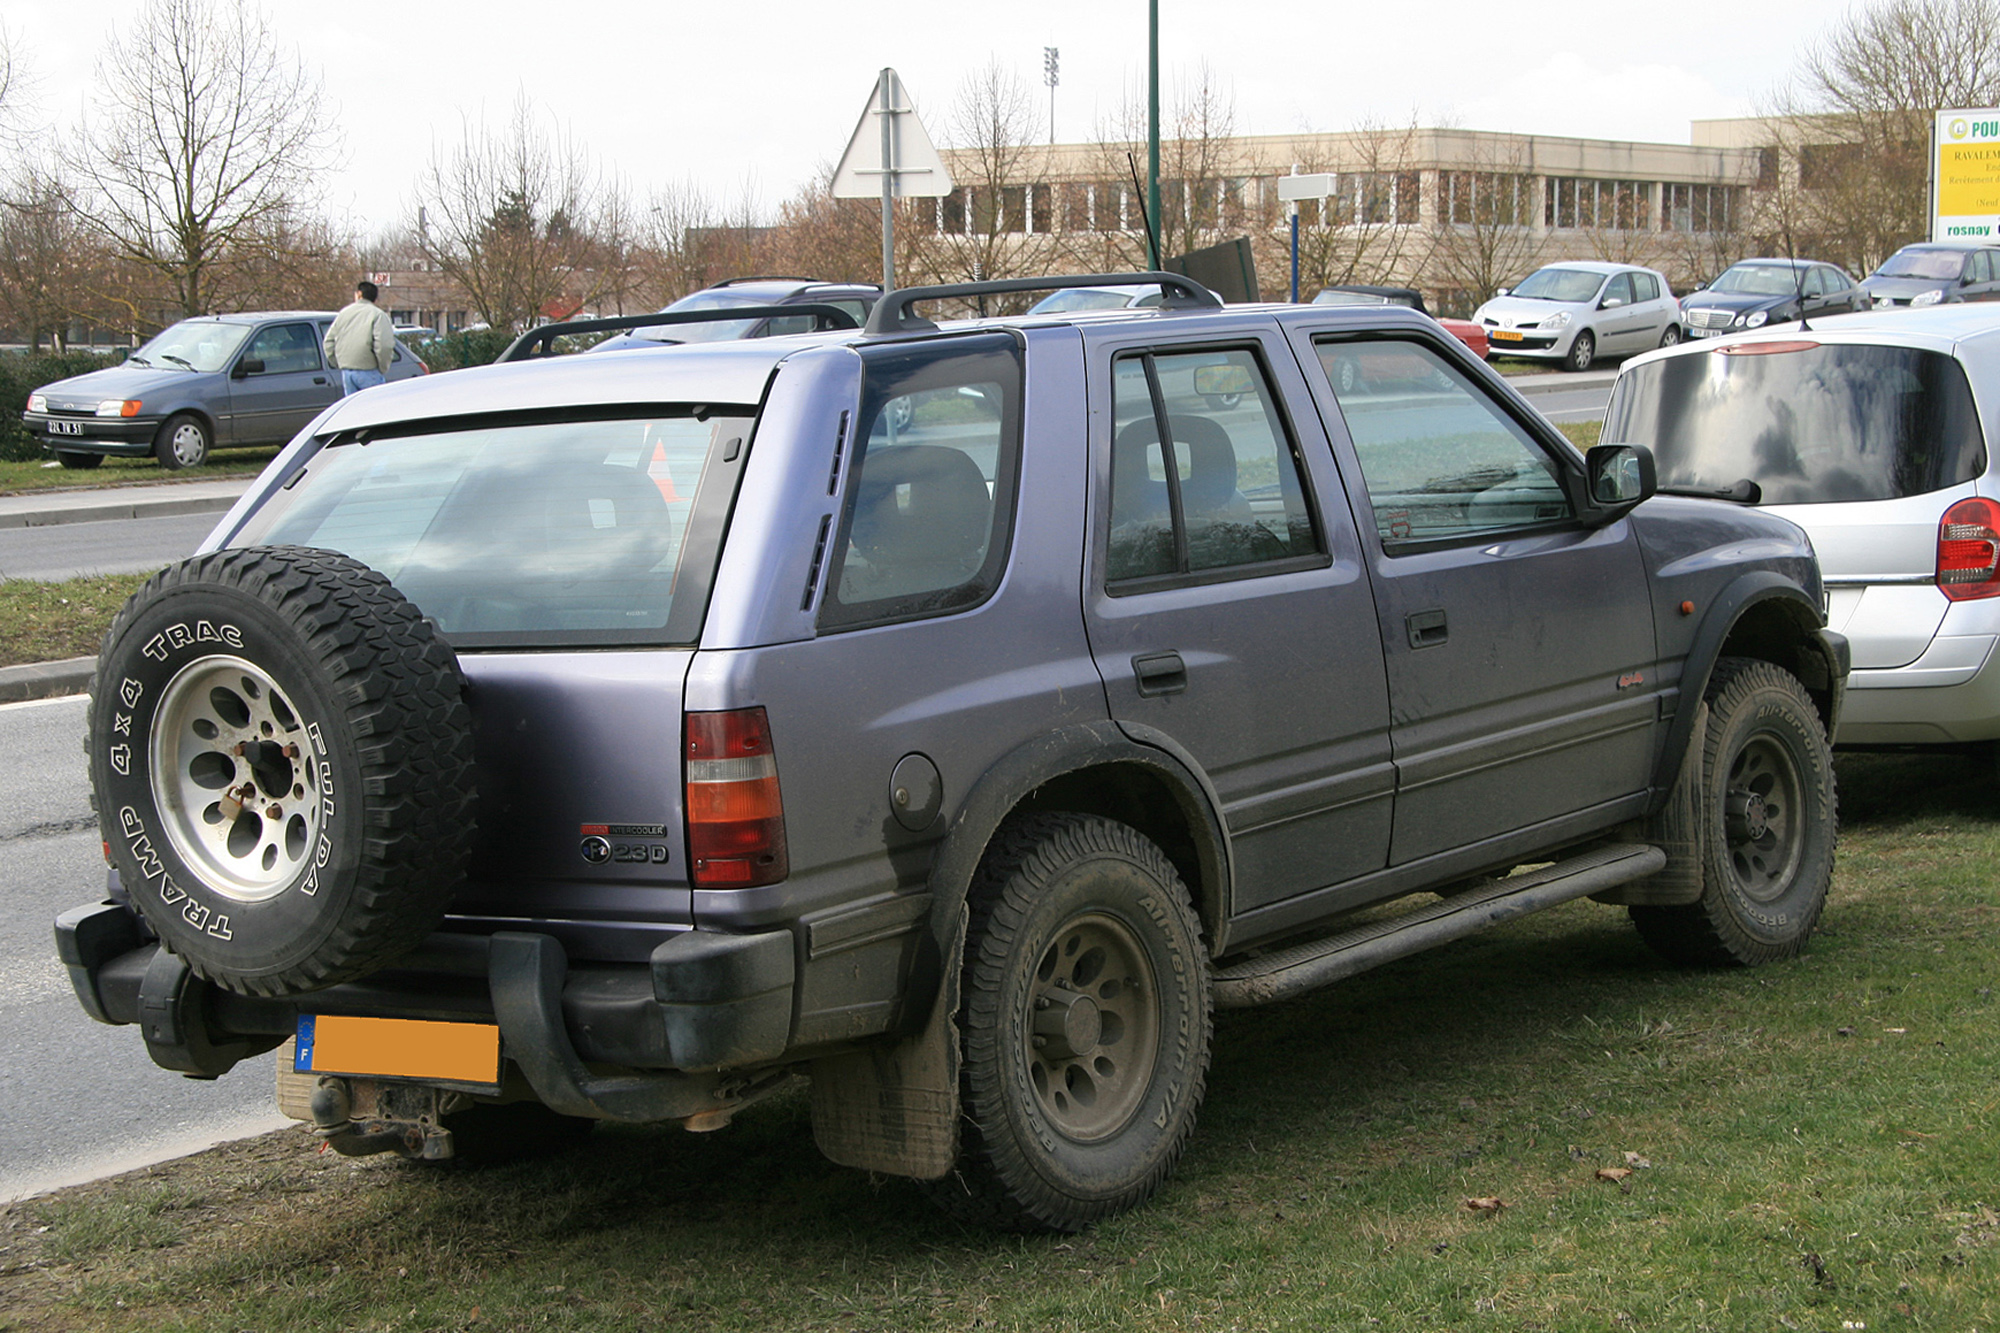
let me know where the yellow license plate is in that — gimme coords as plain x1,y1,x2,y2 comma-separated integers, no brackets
1491,329,1524,342
295,1014,501,1085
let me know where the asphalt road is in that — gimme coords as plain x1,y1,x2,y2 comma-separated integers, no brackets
0,693,288,1204
0,511,219,582
1523,380,1614,424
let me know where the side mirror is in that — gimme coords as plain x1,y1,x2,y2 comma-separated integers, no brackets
232,358,264,379
1495,287,1511,298
1600,297,1626,310
1694,280,1708,291
1585,443,1656,514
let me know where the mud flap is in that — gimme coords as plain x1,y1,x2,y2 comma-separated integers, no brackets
809,900,966,1181
1594,699,1708,907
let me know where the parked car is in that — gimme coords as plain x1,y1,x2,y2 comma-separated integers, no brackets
1025,282,1166,313
1603,302,2000,751
586,277,881,353
21,312,427,469
1473,262,1680,371
1312,284,1491,358
1862,241,2000,308
1679,258,1869,337
58,272,1844,1235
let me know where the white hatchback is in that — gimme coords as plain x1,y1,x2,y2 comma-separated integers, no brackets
1603,305,2000,747
1474,261,1680,372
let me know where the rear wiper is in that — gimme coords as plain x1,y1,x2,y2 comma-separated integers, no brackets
1658,479,1762,504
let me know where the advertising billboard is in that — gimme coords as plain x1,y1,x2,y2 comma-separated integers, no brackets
1935,109,2000,241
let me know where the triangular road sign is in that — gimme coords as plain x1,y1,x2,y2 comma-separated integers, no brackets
831,68,954,200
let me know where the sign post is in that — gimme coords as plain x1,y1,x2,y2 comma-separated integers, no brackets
1933,109,2000,242
831,69,954,293
1277,173,1337,304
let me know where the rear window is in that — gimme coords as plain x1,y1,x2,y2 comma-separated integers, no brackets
231,410,751,646
1604,343,1986,504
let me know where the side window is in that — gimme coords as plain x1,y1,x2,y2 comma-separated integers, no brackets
1602,274,1635,306
243,322,322,375
1967,253,1993,285
759,314,816,337
1313,337,1573,548
1107,347,1322,585
1805,267,1830,296
821,334,1022,629
829,300,870,325
1631,272,1660,303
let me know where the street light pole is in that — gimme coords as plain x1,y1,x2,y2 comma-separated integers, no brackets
1043,47,1059,148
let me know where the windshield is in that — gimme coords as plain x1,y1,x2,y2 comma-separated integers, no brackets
1510,268,1608,303
1603,343,1986,504
1874,247,1967,281
230,411,752,645
1028,288,1158,313
128,320,253,372
1710,264,1806,297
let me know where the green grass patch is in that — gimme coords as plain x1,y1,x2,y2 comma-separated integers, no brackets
7,754,1999,1332
0,447,279,496
1557,420,1603,450
0,574,147,667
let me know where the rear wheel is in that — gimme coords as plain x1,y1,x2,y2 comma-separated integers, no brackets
1659,324,1683,348
55,450,103,470
927,813,1211,1232
1564,329,1597,372
154,413,211,469
1631,658,1836,966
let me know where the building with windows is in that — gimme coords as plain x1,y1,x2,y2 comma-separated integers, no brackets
933,125,1770,315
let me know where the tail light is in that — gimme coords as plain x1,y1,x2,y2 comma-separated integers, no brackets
1938,498,2000,601
684,708,789,888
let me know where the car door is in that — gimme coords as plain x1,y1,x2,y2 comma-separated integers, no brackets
1288,326,1660,865
1080,329,1395,912
1629,271,1674,344
228,321,338,443
1962,250,2000,302
1594,273,1646,354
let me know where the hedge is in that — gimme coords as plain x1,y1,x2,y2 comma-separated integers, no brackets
0,350,123,461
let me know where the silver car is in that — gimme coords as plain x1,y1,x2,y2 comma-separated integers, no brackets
1474,262,1680,372
1604,304,2000,748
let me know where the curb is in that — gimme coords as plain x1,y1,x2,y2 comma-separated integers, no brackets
0,656,93,704
1507,369,1619,398
0,486,248,530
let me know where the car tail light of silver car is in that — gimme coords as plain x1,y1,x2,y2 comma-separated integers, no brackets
1937,497,2000,600
684,708,790,888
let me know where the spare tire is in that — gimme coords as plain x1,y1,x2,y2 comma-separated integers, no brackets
88,547,476,997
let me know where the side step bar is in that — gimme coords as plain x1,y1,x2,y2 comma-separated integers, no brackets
1212,842,1667,1010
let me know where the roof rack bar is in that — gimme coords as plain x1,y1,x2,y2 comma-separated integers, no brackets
863,271,1222,337
497,304,861,363
712,274,829,287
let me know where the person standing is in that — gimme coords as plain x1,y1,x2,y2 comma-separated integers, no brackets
324,280,396,396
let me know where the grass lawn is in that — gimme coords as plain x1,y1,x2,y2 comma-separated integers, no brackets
0,574,148,667
5,751,1996,1332
0,448,278,496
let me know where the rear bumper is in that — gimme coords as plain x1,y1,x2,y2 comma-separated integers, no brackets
1837,634,2000,744
55,901,798,1119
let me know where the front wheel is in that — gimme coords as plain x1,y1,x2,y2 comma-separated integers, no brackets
927,813,1211,1232
1631,658,1836,966
1564,329,1597,372
155,413,211,469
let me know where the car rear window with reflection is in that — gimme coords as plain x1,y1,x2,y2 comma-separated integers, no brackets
1603,343,1986,504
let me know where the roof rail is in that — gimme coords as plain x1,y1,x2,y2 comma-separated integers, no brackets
712,275,827,287
496,305,860,363
863,272,1222,336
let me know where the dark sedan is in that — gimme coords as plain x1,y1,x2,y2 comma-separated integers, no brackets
1678,259,1868,338
22,312,427,470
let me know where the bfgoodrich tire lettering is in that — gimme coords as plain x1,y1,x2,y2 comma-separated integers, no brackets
1630,657,1836,967
88,546,476,996
927,813,1211,1232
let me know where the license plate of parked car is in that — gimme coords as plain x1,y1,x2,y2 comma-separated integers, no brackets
1491,329,1523,341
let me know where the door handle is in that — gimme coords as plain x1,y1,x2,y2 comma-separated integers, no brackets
1132,651,1187,697
1406,608,1448,649
313,376,328,385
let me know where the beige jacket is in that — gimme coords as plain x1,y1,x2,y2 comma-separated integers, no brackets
324,299,395,373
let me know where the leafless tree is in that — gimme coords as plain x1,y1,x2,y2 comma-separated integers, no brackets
1420,132,1546,312
1282,120,1426,300
411,93,608,330
1763,0,2000,273
58,0,338,318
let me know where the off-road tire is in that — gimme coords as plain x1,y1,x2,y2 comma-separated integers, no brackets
1630,658,1835,967
1565,329,1597,372
54,450,103,469
154,413,211,469
88,546,476,996
925,813,1211,1232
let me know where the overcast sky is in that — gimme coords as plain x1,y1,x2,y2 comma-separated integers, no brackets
3,0,1860,233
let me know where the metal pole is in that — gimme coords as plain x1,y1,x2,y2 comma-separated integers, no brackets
1147,0,1161,270
879,68,896,293
1290,203,1300,303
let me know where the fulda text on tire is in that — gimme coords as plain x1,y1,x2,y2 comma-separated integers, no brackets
88,546,477,996
1630,657,1836,967
928,813,1211,1232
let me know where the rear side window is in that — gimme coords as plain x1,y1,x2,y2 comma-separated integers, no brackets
232,410,747,646
820,333,1022,629
1604,343,1987,504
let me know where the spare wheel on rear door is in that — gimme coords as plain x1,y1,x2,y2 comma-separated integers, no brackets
88,546,477,997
